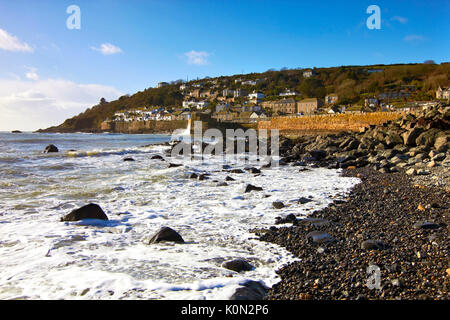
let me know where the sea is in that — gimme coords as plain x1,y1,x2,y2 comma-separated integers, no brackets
0,131,359,300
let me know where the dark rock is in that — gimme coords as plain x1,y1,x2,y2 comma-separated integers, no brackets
298,197,313,204
361,240,386,250
413,221,440,230
225,176,235,181
217,182,228,187
230,169,245,174
146,227,184,244
11,130,22,133
275,214,297,224
168,163,183,168
151,155,164,160
123,157,135,162
222,259,254,272
402,127,423,146
61,203,108,222
230,281,268,300
306,231,335,243
272,201,285,209
189,173,198,179
44,144,59,153
244,184,263,193
198,174,208,181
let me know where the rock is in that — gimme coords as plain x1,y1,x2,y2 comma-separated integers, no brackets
11,130,22,133
61,203,108,221
230,169,245,174
296,217,330,227
151,155,164,160
361,240,386,250
244,184,263,193
434,135,449,153
44,144,59,153
217,182,228,187
245,167,261,174
198,174,208,181
306,231,335,244
417,169,430,176
413,221,440,230
189,173,198,179
298,197,313,204
402,127,423,146
123,157,135,162
406,168,416,176
222,259,254,272
272,201,285,209
225,176,235,181
145,227,184,244
275,214,297,224
230,281,268,300
432,153,446,162
168,163,183,168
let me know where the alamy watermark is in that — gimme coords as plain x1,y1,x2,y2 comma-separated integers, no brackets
66,5,81,30
366,5,381,30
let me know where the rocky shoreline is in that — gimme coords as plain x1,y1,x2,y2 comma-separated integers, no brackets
256,167,448,300
254,103,449,300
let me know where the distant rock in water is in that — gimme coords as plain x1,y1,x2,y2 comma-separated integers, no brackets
244,184,263,193
123,157,135,162
44,144,59,153
230,281,268,300
151,154,164,160
145,227,184,244
61,203,108,222
168,163,183,168
11,130,22,133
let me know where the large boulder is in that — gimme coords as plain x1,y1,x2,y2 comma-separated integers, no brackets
145,227,184,244
230,281,268,300
61,203,108,221
402,127,423,146
44,144,59,153
415,129,440,148
244,184,263,193
434,134,449,153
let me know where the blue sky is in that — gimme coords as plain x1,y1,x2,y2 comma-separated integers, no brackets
0,0,449,130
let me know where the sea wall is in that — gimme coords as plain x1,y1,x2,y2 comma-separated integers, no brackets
258,112,402,133
101,120,188,134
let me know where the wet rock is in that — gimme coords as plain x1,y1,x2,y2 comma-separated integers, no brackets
217,182,228,187
61,203,108,222
145,227,184,244
361,240,386,250
44,144,59,153
275,214,297,224
151,155,164,160
189,173,198,179
244,184,263,193
272,201,285,209
402,127,423,146
222,259,254,272
198,174,208,181
230,281,268,300
168,163,183,168
298,197,313,204
225,176,235,181
413,221,440,230
296,218,330,227
230,169,245,174
306,231,335,243
123,157,135,162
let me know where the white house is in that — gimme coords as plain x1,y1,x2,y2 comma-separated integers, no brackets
279,89,298,97
248,91,265,100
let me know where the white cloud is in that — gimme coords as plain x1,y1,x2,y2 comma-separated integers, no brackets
0,28,33,52
91,43,123,55
25,68,39,81
404,34,426,43
391,16,408,24
184,50,210,65
0,78,123,131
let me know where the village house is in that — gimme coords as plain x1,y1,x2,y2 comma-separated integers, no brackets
325,93,339,104
303,69,317,78
262,98,297,114
222,88,235,97
436,86,450,100
279,89,299,97
215,103,229,113
297,98,323,115
248,91,264,103
234,88,248,98
365,97,379,108
157,82,169,88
